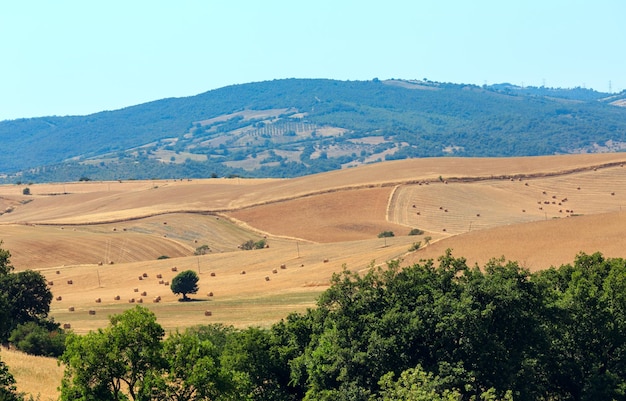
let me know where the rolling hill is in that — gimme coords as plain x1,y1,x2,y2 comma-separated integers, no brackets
2,152,626,399
1,79,626,183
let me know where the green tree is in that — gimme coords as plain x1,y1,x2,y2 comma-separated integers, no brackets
9,321,66,357
152,330,249,401
170,270,199,301
59,306,165,401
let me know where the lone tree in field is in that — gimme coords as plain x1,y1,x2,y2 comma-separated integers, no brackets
170,270,199,301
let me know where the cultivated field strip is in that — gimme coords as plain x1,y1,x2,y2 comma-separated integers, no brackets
389,164,626,235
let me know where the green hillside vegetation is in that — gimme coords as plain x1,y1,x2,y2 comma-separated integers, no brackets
2,79,626,183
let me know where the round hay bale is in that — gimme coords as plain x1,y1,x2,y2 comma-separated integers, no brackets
208,292,213,297
129,298,135,303
153,297,160,303
137,298,143,303
210,272,216,277
280,264,286,269
265,276,270,281
240,270,246,275
63,323,71,329
68,306,74,312
133,288,139,292
156,274,163,279
164,281,169,285
67,280,73,285
56,270,60,274
158,280,164,284
142,272,148,278
114,295,121,300
171,267,178,272
47,281,54,286
95,298,101,303
272,269,278,274
138,276,143,280
204,311,212,316
88,310,96,315
56,296,62,301
141,291,147,296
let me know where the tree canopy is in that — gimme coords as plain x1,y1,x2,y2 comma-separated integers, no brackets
170,270,200,301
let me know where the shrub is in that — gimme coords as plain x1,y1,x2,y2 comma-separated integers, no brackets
9,321,66,357
377,231,395,238
157,255,170,260
408,242,422,252
22,187,30,195
409,228,424,236
240,239,266,250
194,245,210,255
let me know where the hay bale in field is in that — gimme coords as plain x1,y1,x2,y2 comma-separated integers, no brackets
265,276,270,281
56,270,60,274
323,259,329,263
114,295,120,300
240,270,246,275
156,274,162,279
204,311,212,316
164,281,169,285
153,297,160,303
142,272,148,278
159,280,164,284
138,276,143,280
137,298,143,303
67,280,73,285
95,298,101,303
68,306,74,312
133,288,139,292
88,310,96,315
208,292,213,297
141,291,147,296
109,261,114,265
171,267,178,272
47,281,53,286
63,323,71,329
210,272,216,277
129,298,135,303
98,261,103,266
272,269,278,274
56,296,62,301
280,264,286,269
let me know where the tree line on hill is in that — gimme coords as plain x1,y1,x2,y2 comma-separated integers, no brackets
1,246,626,400
2,78,626,183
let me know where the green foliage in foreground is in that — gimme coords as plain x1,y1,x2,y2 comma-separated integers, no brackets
56,251,626,401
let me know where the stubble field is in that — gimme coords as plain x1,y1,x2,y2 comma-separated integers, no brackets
2,153,626,398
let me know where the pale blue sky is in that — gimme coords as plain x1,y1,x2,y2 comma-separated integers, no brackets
1,0,624,121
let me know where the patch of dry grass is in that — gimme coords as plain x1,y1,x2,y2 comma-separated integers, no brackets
1,348,62,401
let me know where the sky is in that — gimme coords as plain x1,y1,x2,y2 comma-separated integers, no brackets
1,0,624,121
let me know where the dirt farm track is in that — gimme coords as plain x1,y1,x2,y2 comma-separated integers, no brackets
1,153,626,335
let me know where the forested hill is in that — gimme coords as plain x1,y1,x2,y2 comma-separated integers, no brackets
2,78,626,183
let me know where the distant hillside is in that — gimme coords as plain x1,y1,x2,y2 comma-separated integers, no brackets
2,78,626,183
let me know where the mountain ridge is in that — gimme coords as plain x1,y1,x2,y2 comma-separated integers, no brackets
2,78,626,183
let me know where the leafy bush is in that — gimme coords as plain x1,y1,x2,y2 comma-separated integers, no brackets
408,228,424,236
194,244,210,255
9,321,66,357
377,231,395,238
239,239,267,250
408,242,421,252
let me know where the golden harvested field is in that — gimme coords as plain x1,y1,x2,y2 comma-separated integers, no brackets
0,152,625,333
2,153,626,398
1,348,63,401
